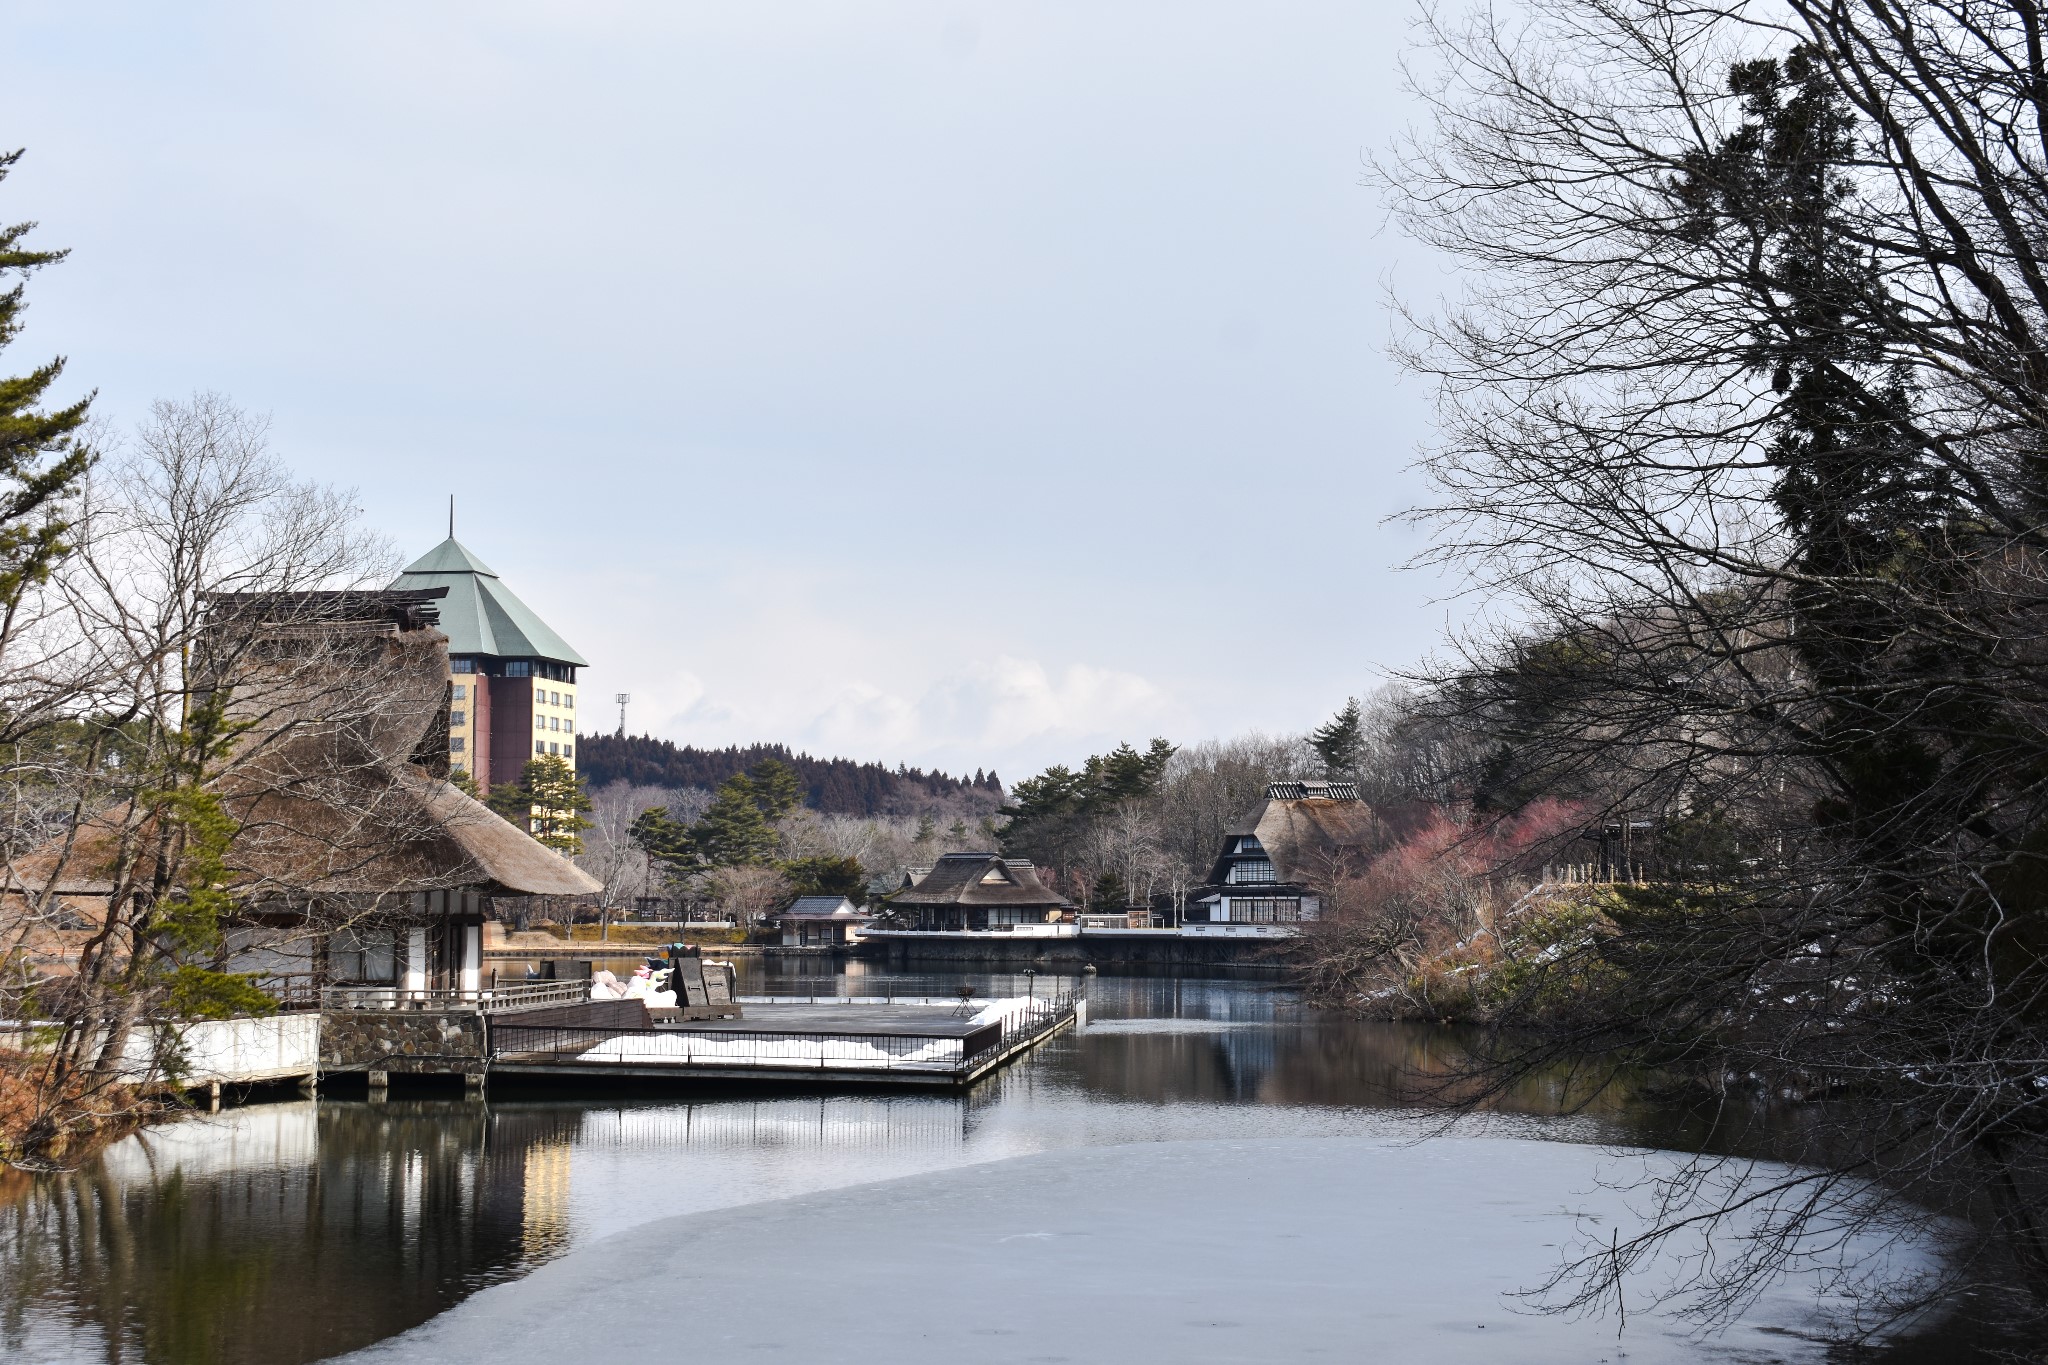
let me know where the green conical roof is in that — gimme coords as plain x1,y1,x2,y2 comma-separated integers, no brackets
391,537,587,666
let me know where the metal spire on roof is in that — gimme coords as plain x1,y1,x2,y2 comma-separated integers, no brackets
449,495,455,540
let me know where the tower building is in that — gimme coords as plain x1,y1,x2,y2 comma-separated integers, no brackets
390,535,587,793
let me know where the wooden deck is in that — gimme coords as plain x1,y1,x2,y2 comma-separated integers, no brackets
486,995,1078,1088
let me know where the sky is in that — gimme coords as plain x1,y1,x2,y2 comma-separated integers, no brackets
4,2,1457,783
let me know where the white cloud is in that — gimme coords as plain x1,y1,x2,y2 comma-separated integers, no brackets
13,0,1461,774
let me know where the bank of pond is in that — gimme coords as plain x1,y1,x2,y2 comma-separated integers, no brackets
0,964,2009,1364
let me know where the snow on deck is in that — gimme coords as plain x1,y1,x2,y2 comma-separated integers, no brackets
511,997,1048,1073
340,1136,1946,1364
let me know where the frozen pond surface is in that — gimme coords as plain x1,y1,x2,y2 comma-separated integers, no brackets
344,1136,1941,1365
0,967,1973,1363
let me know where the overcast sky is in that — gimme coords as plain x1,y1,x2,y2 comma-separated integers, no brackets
6,2,1454,783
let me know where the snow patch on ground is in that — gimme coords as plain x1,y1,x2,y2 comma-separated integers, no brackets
339,1136,1944,1365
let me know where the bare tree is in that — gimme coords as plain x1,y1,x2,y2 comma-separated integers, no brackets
1084,800,1171,913
705,863,791,929
1372,0,2048,1337
1153,734,1312,886
0,394,406,1162
578,782,670,938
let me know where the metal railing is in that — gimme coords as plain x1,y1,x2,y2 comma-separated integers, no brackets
489,991,1078,1075
255,973,323,1012
320,980,591,1014
489,1022,980,1072
991,990,1078,1059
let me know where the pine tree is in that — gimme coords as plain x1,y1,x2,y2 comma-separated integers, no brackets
1308,698,1364,780
1089,870,1129,911
692,772,780,866
782,854,868,903
745,758,803,819
486,755,592,853
629,804,695,877
0,149,93,632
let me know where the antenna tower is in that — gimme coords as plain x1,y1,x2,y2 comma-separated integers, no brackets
615,693,630,739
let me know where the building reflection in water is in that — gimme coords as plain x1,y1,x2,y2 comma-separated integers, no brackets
2,971,1664,1365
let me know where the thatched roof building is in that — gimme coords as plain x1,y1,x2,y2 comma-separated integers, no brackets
883,853,1070,932
1187,782,1380,933
8,588,598,994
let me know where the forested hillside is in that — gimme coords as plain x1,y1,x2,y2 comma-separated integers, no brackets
575,734,1003,817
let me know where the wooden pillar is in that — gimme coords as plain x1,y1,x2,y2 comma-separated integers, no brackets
403,926,428,993
460,920,481,996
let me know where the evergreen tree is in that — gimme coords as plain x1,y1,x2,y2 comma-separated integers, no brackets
1085,740,1175,801
486,755,592,853
0,149,93,636
630,804,697,879
745,757,803,819
997,738,1176,864
691,771,780,866
782,854,868,903
1308,698,1365,780
1089,870,1130,911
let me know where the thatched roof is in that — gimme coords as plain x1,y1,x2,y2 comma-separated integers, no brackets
12,769,598,900
885,853,1069,909
11,588,599,905
1207,790,1383,886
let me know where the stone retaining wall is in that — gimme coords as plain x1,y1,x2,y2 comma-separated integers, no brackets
320,1010,486,1076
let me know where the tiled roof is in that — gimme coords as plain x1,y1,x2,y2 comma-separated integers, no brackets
390,537,588,666
782,895,870,920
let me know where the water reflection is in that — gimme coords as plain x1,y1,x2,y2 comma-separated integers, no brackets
0,966,1818,1365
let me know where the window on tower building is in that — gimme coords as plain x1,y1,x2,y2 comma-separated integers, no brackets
450,737,465,752
564,693,574,709
551,690,561,705
549,741,559,756
563,745,573,760
536,715,545,731
449,710,465,727
535,741,545,755
551,716,561,731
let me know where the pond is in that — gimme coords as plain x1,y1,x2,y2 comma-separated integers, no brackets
0,962,1994,1364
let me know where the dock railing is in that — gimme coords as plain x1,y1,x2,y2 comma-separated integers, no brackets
321,980,591,1014
488,1021,982,1071
489,990,1079,1075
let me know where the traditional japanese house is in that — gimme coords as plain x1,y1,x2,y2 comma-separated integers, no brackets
1184,781,1380,933
775,895,873,948
882,853,1070,932
5,588,600,1000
